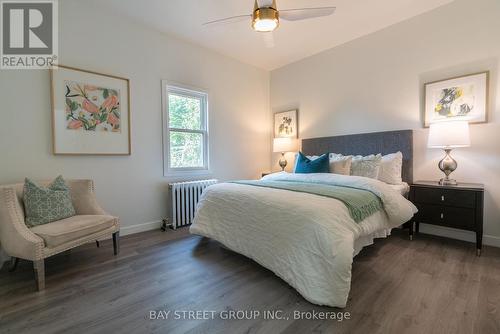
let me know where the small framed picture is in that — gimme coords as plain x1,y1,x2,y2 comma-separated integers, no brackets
50,65,131,155
424,71,489,127
274,110,297,138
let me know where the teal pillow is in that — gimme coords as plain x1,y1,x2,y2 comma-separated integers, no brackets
23,176,76,227
294,152,330,174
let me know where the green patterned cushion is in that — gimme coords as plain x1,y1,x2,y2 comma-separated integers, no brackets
23,176,76,227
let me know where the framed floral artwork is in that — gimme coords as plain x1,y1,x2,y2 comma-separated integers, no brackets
424,71,489,127
50,65,131,155
274,110,297,138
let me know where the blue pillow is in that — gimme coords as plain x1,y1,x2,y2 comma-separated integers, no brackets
294,152,330,174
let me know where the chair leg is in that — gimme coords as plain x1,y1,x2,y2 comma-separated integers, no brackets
112,232,120,255
8,257,19,272
96,240,100,248
33,259,45,291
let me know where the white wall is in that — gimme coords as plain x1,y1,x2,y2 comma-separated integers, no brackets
271,0,500,244
0,0,271,233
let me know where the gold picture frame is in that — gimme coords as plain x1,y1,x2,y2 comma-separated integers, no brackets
274,109,298,138
50,65,131,155
423,71,489,127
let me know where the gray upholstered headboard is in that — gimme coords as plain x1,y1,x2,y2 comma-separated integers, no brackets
301,130,413,183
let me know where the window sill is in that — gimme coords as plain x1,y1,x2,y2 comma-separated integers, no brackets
164,170,213,182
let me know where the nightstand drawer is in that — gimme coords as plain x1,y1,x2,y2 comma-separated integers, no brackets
414,203,475,230
413,187,476,208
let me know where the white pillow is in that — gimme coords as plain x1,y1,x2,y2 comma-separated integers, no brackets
378,152,403,185
329,153,352,175
350,154,382,179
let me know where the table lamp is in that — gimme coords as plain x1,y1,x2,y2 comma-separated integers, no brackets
273,137,298,171
428,120,470,185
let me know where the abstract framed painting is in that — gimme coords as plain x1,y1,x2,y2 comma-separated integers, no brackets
274,109,297,138
50,65,131,155
424,71,489,127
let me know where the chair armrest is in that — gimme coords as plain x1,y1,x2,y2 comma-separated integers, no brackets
0,187,45,260
68,180,107,215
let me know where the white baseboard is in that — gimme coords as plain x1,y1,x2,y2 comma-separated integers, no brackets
419,223,500,248
484,235,500,248
121,220,163,236
118,220,500,248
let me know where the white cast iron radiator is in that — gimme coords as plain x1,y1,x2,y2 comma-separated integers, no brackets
169,179,218,229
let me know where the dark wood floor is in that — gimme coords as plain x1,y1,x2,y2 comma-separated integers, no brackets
1,229,499,334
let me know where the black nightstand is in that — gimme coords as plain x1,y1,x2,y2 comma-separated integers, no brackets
409,181,484,256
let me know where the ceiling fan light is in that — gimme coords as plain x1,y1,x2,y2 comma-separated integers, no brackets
253,18,278,32
252,7,279,32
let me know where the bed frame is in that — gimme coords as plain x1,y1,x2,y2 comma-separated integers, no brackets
301,130,413,183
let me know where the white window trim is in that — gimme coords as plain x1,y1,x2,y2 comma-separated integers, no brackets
162,81,210,177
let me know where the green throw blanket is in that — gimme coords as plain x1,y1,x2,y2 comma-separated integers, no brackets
231,180,383,223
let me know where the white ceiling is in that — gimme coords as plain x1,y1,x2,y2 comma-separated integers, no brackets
93,0,455,70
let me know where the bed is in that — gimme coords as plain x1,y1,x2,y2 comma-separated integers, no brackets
190,130,417,308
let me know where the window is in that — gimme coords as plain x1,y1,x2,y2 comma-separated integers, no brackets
162,82,209,175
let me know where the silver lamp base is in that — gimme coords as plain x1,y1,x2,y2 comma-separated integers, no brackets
279,152,287,171
439,177,457,186
438,148,458,185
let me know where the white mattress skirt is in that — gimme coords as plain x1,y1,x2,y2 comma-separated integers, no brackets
353,228,392,256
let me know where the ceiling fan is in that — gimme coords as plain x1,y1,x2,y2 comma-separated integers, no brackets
203,0,336,33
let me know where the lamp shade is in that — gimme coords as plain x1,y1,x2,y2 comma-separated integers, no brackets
428,120,471,148
273,137,298,153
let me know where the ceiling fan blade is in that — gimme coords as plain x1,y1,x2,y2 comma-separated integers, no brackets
202,14,251,27
279,7,336,21
262,32,275,48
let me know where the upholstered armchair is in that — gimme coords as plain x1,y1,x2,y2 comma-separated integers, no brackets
0,179,119,291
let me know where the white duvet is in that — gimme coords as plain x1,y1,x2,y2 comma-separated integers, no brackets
190,172,417,307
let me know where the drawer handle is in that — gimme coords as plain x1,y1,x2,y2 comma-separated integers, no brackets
441,195,445,201
440,213,444,219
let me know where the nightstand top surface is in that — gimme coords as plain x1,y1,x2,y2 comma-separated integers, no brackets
412,180,484,191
